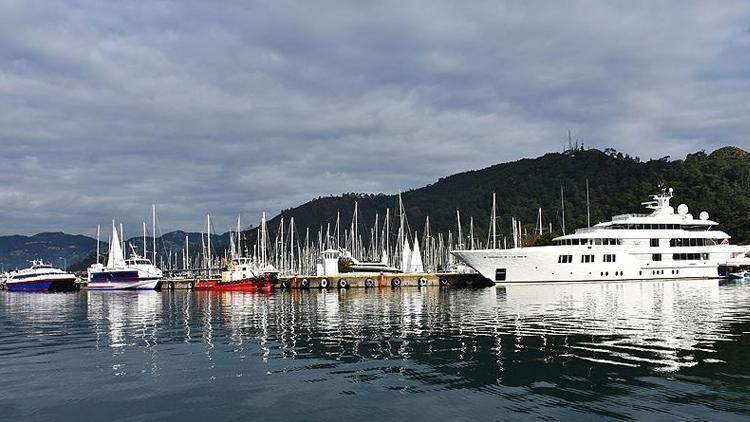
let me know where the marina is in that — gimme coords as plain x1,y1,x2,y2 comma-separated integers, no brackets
4,188,749,292
3,2,750,420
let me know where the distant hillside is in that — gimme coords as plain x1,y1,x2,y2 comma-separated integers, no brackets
67,231,231,271
247,146,750,246
0,232,97,271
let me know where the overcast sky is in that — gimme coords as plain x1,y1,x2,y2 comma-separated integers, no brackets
1,1,749,236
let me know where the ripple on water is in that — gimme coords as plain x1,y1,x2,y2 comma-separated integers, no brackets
0,279,749,421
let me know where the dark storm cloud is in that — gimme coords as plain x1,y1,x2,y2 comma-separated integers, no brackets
0,0,749,235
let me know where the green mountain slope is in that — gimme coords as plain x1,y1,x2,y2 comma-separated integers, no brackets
255,147,750,245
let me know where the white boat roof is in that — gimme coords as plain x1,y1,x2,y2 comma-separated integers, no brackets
555,188,729,241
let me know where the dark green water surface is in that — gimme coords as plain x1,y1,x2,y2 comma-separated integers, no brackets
1,279,749,421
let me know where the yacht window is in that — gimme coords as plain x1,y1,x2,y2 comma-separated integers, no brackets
670,238,709,247
581,254,594,263
673,253,702,261
594,239,602,245
652,253,662,261
495,269,507,281
603,254,616,262
650,239,659,247
558,255,573,264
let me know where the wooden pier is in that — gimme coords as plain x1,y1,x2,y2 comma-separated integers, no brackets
157,272,490,290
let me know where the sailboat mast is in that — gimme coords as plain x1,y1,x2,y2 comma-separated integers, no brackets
469,217,474,250
152,204,157,264
352,202,358,258
236,214,242,257
260,212,267,267
494,194,498,249
207,214,211,276
456,209,463,249
290,217,295,274
398,193,405,266
96,224,100,265
335,211,340,249
385,208,390,262
538,208,543,235
143,221,147,258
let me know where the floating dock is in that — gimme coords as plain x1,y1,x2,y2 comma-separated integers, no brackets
157,272,490,290
277,272,490,289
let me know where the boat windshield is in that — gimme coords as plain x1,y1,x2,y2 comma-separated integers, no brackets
126,259,151,265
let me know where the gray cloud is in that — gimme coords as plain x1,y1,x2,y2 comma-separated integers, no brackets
0,0,749,235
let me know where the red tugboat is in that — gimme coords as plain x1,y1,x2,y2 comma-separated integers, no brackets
194,257,278,291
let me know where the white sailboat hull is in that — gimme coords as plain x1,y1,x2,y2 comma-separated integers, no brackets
87,278,160,290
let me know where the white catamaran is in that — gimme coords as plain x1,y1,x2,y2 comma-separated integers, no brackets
452,188,750,283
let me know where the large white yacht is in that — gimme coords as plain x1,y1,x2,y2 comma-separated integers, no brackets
452,188,750,283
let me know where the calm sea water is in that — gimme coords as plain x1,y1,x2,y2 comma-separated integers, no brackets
1,280,749,421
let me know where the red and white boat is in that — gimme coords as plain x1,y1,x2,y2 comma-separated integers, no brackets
194,257,277,291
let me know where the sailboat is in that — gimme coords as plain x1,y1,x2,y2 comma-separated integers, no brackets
401,233,425,273
87,220,162,290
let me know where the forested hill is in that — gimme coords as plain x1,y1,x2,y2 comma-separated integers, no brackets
254,146,750,245
0,232,97,271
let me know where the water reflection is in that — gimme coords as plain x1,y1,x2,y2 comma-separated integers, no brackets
86,292,162,376
1,279,749,420
498,279,727,372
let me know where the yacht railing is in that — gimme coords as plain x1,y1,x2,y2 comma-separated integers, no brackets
612,213,650,221
573,227,599,233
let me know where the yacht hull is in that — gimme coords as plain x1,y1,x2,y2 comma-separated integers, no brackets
87,278,160,290
453,247,731,284
5,277,77,292
88,269,161,290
